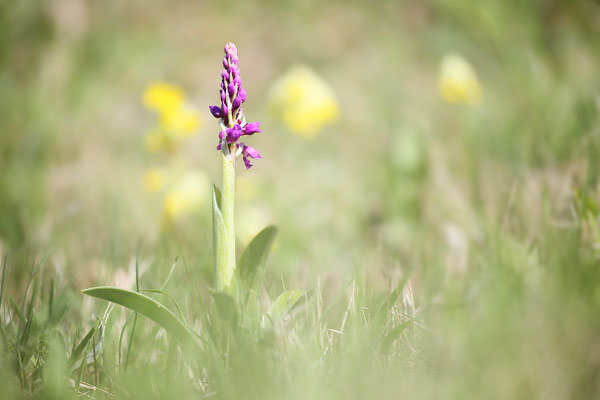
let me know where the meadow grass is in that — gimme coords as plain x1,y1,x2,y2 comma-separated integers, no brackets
1,0,600,399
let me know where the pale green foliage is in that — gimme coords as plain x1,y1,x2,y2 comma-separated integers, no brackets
266,289,307,323
82,287,196,345
236,225,277,314
212,185,229,292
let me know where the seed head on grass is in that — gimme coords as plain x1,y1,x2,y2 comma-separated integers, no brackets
209,42,262,169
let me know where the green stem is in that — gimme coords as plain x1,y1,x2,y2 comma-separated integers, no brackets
218,152,236,291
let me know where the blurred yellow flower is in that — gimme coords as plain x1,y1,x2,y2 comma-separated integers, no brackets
269,66,340,137
143,82,184,113
438,54,482,105
162,171,209,223
143,168,167,193
143,82,202,153
160,105,201,134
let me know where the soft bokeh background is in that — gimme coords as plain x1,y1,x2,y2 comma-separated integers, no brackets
1,0,600,398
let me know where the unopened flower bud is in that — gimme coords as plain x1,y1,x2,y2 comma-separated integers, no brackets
209,105,222,118
232,96,242,110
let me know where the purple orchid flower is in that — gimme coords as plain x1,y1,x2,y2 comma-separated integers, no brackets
243,122,261,135
226,124,242,143
209,42,263,169
236,143,261,170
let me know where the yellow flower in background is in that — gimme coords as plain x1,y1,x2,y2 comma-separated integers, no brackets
160,105,201,134
142,83,207,228
268,65,340,137
144,167,167,193
143,82,184,113
162,170,209,223
438,54,482,105
143,82,202,153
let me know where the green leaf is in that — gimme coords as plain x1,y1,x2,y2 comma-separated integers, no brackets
267,289,307,323
207,291,239,348
140,289,186,324
212,185,229,291
68,324,97,366
18,280,37,346
236,225,278,307
211,291,239,326
82,287,195,345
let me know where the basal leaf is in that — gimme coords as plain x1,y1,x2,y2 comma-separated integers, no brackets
212,185,229,291
207,291,239,346
211,291,238,327
236,225,278,307
82,287,195,345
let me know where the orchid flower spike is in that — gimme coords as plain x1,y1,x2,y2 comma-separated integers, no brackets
209,42,262,169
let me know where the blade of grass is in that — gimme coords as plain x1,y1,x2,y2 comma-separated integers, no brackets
18,280,37,346
380,321,411,354
125,245,141,372
160,257,179,291
376,271,412,318
47,279,54,321
267,289,307,323
118,312,135,370
71,304,113,370
311,279,354,329
0,254,7,315
69,325,97,367
19,264,38,326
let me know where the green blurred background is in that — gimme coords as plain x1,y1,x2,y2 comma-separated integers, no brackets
1,0,600,398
